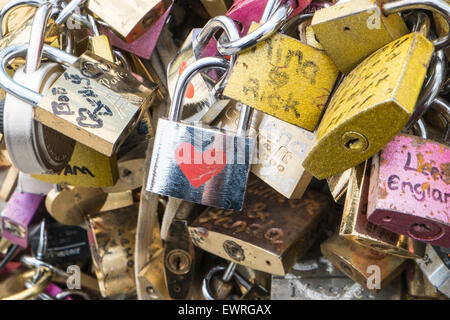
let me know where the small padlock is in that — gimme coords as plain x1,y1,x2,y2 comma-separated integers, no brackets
0,43,158,157
417,245,450,298
340,161,426,259
311,0,411,73
147,57,255,210
223,21,339,131
189,176,334,275
87,0,173,43
86,203,138,298
45,185,107,226
213,102,315,199
87,15,115,63
320,233,407,293
367,131,450,247
1,191,44,248
303,32,435,179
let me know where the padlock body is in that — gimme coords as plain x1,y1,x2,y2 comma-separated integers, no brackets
340,161,425,259
417,245,450,298
224,24,339,131
367,134,450,247
312,0,409,73
189,179,333,275
303,32,434,179
147,119,255,210
1,191,44,247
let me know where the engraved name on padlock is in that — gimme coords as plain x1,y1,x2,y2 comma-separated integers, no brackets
367,134,450,247
303,32,435,179
223,22,339,131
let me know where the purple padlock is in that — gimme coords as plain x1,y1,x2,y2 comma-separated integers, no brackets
98,4,173,59
1,191,44,248
367,134,450,247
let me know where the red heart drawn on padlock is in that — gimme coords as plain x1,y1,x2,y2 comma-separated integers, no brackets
175,142,227,189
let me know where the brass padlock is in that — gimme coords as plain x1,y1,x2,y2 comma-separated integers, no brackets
223,22,339,131
339,161,425,259
189,176,334,275
303,32,434,179
320,233,407,293
405,262,448,300
311,0,409,73
326,169,351,205
87,0,173,43
213,102,315,199
86,203,138,298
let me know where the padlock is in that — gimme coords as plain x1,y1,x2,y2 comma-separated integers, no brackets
311,0,410,73
45,185,107,226
200,0,233,17
213,102,315,199
340,161,426,259
86,203,138,298
87,15,115,63
16,173,53,196
97,4,173,60
98,190,135,213
1,191,44,248
367,132,450,247
0,165,18,201
189,176,334,275
0,43,158,157
417,245,450,298
30,223,91,265
223,21,339,131
87,0,173,43
303,32,435,179
147,57,255,210
405,262,448,300
167,16,239,124
271,243,403,300
320,233,407,293
326,169,351,205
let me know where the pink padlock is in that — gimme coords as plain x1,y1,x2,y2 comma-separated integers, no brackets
1,191,44,248
367,134,450,247
98,4,173,59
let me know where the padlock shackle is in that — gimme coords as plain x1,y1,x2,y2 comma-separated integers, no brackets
55,0,86,25
261,0,283,23
412,119,428,139
430,97,450,142
0,43,78,105
168,57,229,122
383,0,450,50
405,50,446,130
0,0,45,38
217,1,293,56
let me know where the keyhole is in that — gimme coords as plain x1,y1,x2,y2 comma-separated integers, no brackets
175,256,183,271
411,223,432,233
165,250,191,275
408,222,443,241
344,26,351,31
341,132,369,153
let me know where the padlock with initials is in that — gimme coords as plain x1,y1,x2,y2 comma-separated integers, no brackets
0,44,158,157
188,176,334,275
303,32,435,179
311,0,409,73
223,22,339,131
320,233,407,293
340,161,425,259
147,57,255,210
213,102,315,199
1,191,44,248
367,134,450,247
87,0,173,43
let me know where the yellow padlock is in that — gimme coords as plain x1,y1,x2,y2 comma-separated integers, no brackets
223,22,339,131
311,0,409,73
303,32,434,179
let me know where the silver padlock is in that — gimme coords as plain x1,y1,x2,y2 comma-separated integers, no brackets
417,245,450,298
146,57,256,210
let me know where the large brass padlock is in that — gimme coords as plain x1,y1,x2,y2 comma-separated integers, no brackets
188,176,334,275
223,22,339,131
311,0,409,73
303,32,434,179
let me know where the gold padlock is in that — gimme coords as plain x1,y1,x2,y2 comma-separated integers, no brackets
86,203,138,298
223,22,339,131
326,169,351,205
339,161,425,259
35,51,158,157
320,233,407,293
189,176,334,275
303,32,434,179
87,0,172,43
213,102,315,199
311,0,409,73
